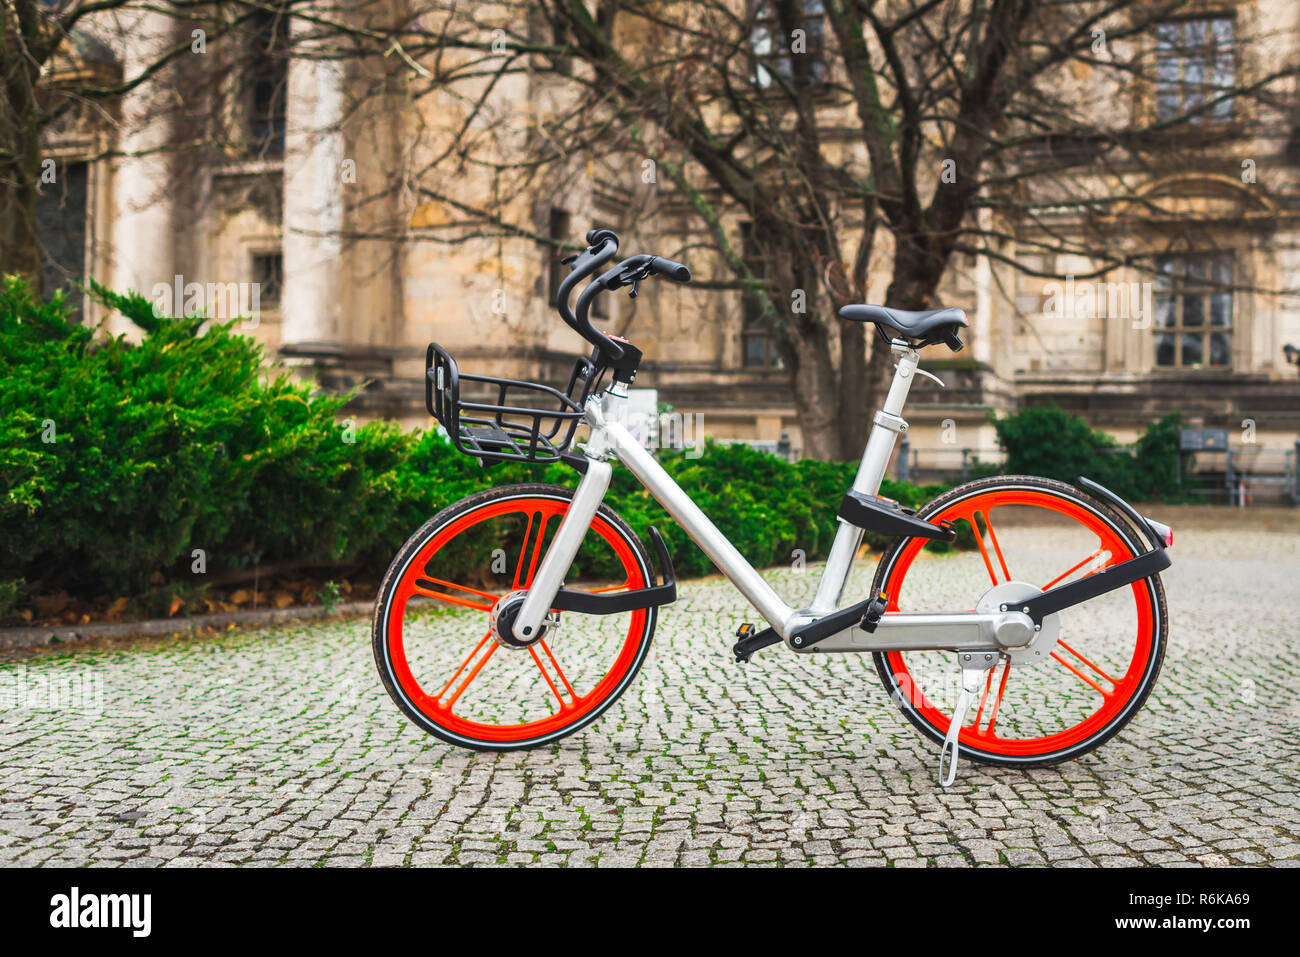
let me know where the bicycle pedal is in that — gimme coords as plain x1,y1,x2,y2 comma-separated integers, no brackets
859,591,889,633
733,623,781,664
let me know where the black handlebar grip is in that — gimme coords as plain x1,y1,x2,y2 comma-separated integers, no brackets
586,228,619,249
651,257,691,283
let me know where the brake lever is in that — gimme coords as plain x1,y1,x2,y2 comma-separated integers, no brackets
625,261,654,288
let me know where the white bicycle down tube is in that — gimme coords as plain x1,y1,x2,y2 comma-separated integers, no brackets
605,422,797,634
517,345,920,641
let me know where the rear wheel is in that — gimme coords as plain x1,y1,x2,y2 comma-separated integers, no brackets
373,484,657,750
871,475,1167,767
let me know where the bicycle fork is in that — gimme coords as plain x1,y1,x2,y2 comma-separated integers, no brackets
513,459,613,644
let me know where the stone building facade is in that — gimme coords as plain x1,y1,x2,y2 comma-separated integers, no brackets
39,2,1300,482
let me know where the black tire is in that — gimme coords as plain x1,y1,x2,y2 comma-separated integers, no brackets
869,474,1169,768
372,483,658,751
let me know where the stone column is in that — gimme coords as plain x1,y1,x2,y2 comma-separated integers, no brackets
107,11,177,338
280,13,345,357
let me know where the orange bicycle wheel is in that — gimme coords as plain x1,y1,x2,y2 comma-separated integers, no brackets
373,484,656,749
871,475,1167,767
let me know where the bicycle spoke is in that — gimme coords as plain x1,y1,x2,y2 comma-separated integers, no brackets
510,507,561,590
411,577,497,612
512,511,544,589
436,630,496,708
970,510,1005,585
971,666,996,729
985,664,1011,735
1043,547,1111,589
1057,638,1117,686
530,640,577,711
1050,650,1114,700
968,661,1011,739
984,511,1011,582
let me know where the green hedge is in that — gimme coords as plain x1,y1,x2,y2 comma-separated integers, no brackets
0,279,418,609
406,440,960,583
0,278,959,616
990,405,1186,502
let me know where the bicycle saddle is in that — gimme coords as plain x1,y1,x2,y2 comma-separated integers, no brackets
838,304,968,349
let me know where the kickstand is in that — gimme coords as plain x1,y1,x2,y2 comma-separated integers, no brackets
938,662,993,788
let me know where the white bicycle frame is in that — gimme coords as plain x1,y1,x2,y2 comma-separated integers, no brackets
512,339,1027,655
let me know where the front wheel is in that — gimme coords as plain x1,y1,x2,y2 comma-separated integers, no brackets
871,475,1168,768
372,484,657,750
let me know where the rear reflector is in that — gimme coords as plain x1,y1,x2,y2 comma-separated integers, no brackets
1145,518,1173,547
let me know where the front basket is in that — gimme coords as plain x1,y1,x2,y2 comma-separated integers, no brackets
425,343,599,464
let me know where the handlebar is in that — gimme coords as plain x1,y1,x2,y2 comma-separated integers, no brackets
647,256,691,283
554,230,691,362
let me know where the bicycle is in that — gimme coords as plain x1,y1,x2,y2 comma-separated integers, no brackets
372,228,1173,786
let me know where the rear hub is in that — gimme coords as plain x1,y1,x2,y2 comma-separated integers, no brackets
976,581,1060,665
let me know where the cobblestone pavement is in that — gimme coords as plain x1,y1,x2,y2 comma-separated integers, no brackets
1,514,1298,867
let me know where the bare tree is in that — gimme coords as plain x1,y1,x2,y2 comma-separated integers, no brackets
378,0,1300,458
12,2,1298,457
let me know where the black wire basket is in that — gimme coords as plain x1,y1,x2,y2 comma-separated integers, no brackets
426,343,601,464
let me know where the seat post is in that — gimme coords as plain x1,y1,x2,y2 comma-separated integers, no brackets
853,340,918,492
808,340,918,616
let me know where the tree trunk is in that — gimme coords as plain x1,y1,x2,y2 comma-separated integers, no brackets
0,158,43,286
0,27,44,288
782,324,842,461
835,316,870,459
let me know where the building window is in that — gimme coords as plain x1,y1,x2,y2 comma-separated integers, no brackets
740,223,781,368
1155,17,1234,123
251,252,284,305
247,9,290,157
1154,252,1232,368
742,316,782,367
751,0,827,90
